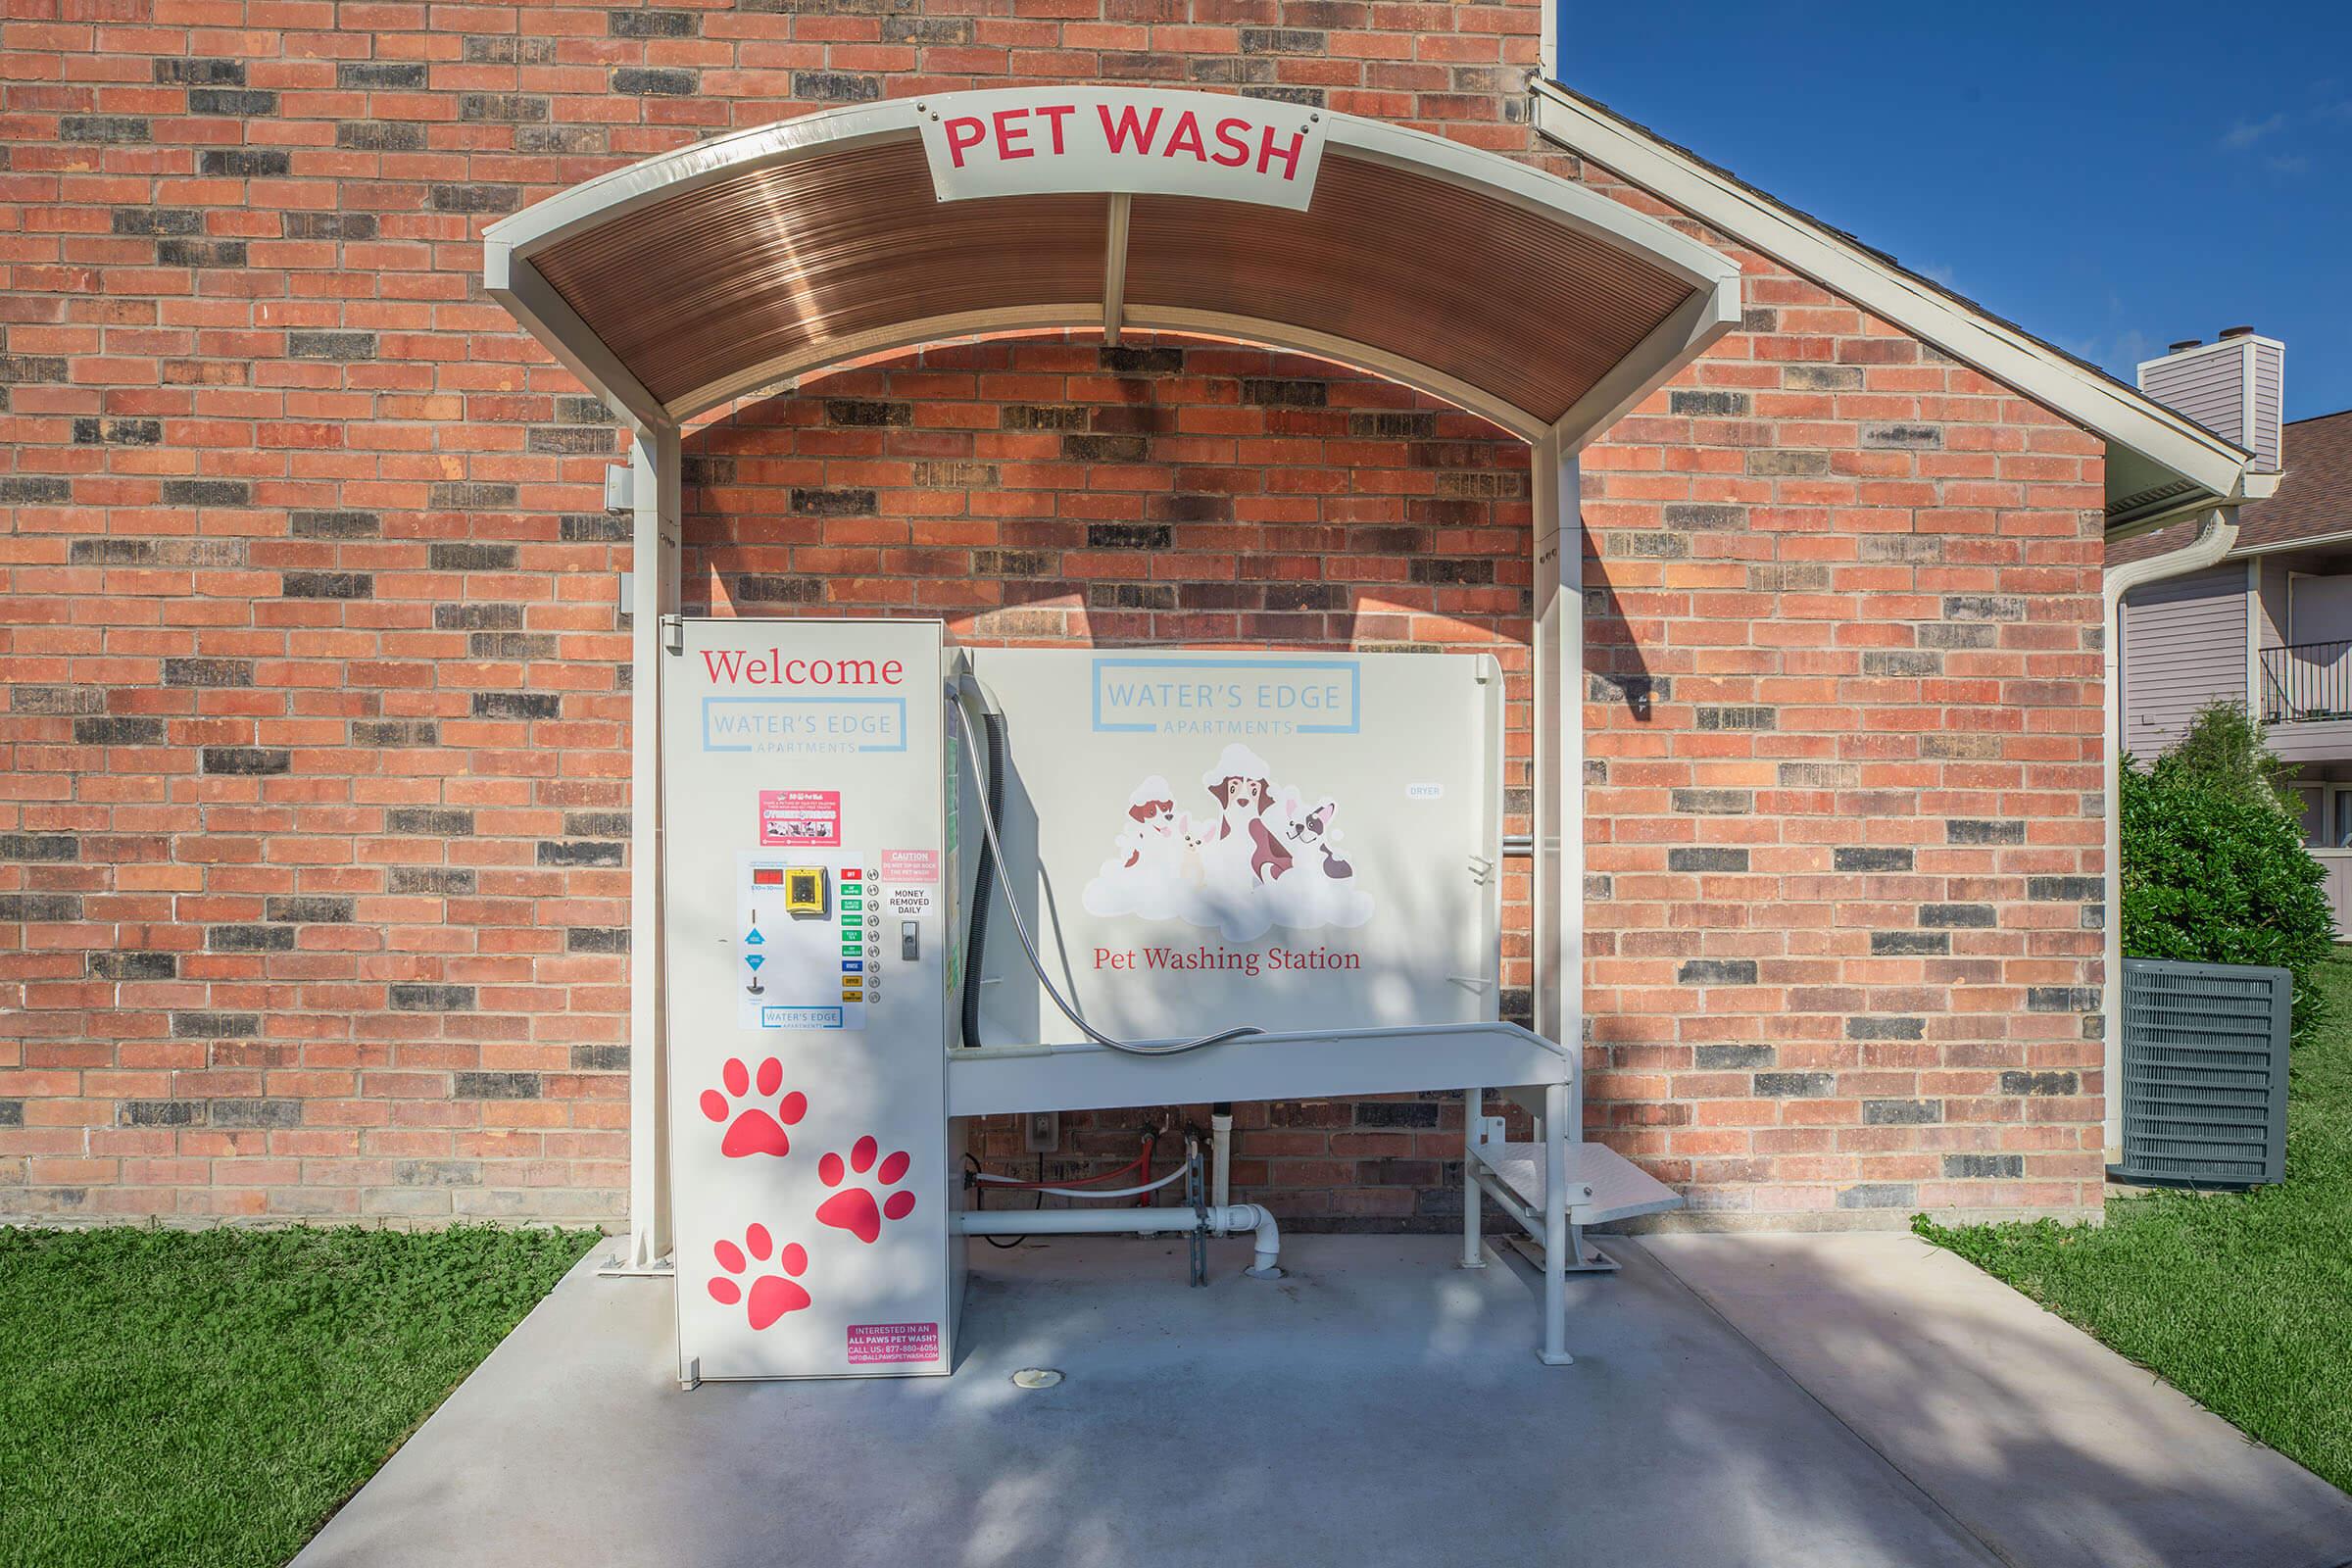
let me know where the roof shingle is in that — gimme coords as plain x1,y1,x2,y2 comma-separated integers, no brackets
2109,408,2352,567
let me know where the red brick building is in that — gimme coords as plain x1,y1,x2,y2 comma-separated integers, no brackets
0,0,2261,1232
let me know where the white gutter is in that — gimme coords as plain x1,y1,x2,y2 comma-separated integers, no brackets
2102,507,2238,1152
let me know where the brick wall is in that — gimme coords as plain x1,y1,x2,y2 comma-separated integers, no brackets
1573,287,2109,1226
685,337,1538,1229
0,0,2108,1226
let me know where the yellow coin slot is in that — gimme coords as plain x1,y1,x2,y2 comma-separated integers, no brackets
785,867,828,917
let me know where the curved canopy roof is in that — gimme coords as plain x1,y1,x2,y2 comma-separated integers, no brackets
485,88,1741,446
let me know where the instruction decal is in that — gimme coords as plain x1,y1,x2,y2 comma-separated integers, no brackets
880,848,939,884
760,789,842,847
847,1321,941,1365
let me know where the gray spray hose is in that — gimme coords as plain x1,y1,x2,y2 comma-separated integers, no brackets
949,684,1262,1058
958,698,1005,1049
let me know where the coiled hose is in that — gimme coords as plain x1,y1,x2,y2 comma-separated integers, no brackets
949,686,1261,1057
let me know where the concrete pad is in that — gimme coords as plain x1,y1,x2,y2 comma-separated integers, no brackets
296,1235,1999,1568
1642,1232,2352,1568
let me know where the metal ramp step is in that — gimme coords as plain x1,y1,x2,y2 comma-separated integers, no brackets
1471,1140,1683,1226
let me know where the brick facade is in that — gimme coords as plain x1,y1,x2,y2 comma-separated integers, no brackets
0,0,2108,1226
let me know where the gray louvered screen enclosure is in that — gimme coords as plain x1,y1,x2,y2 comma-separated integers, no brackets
2109,958,2289,1189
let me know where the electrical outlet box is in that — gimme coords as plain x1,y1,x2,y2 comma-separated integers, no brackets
1023,1110,1058,1153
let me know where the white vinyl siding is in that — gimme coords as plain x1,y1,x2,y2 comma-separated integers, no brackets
2257,557,2290,648
2142,351,2247,445
2251,341,2284,470
2290,573,2352,646
2121,564,2249,757
2137,335,2283,473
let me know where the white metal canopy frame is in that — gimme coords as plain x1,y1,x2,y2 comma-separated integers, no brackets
484,86,1740,445
482,86,1743,1289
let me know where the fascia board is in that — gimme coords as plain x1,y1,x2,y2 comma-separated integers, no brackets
1529,81,2253,508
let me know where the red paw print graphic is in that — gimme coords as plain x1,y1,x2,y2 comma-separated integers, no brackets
814,1135,916,1244
700,1056,808,1158
707,1223,811,1331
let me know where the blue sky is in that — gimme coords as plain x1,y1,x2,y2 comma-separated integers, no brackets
1567,2,2352,420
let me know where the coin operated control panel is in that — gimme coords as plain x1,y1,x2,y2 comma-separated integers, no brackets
663,618,956,1382
736,855,876,1032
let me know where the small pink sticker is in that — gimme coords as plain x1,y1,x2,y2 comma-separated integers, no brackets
760,790,840,848
848,1321,940,1365
880,849,939,885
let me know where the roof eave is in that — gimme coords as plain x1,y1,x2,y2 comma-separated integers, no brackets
1527,80,2256,522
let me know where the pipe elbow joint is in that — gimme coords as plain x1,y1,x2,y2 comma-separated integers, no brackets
1233,1203,1283,1280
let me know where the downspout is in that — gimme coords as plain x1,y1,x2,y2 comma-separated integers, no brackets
2101,506,2237,1153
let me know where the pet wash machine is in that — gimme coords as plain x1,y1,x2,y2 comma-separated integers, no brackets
660,615,1680,1382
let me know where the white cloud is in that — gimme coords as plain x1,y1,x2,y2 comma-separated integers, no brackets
2062,327,2153,372
2222,113,2288,150
2267,154,2313,175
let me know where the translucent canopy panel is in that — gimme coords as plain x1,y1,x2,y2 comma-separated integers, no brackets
487,89,1741,443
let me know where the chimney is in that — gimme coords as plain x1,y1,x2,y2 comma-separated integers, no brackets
2137,327,2284,472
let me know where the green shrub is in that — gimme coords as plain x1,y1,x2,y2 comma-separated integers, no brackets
2121,759,2334,1031
2158,699,2301,813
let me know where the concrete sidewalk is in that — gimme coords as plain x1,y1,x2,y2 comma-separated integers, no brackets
296,1232,2352,1568
1646,1232,2352,1568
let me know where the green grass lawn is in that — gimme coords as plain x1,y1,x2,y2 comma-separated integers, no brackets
0,1224,597,1568
1918,948,2352,1494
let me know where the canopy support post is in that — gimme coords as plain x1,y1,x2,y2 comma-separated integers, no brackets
614,426,682,1275
1527,432,1597,1322
1102,193,1131,348
1531,432,1583,1064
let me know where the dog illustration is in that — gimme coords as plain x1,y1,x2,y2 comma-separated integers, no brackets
1119,788,1179,870
1202,744,1292,888
1176,812,1209,887
1284,797,1353,879
1211,775,1291,886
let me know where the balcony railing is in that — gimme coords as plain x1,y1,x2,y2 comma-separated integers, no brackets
2262,639,2352,724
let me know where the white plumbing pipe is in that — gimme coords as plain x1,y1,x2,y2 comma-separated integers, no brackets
955,1203,1282,1278
2101,506,2237,1154
970,1164,1188,1200
1210,1107,1233,1227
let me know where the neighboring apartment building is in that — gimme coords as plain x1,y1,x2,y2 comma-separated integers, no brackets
2118,330,2352,921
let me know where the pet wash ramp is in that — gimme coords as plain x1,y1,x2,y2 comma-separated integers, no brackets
1469,1139,1684,1230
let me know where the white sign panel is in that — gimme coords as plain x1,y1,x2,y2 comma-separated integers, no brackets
917,87,1326,212
960,649,1501,1046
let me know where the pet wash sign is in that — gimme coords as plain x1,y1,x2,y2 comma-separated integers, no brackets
916,88,1327,211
